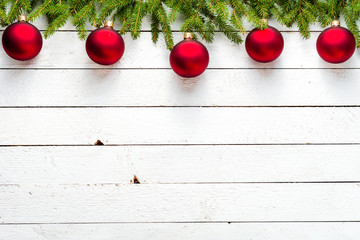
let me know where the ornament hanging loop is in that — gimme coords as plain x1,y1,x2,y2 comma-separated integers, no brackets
331,19,340,27
104,20,114,28
261,19,268,26
18,15,26,22
184,32,193,39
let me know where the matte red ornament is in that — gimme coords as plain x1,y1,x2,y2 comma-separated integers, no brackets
86,21,125,65
170,33,209,78
245,21,284,63
2,16,43,61
316,20,355,64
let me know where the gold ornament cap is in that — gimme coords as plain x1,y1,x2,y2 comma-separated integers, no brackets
18,15,26,22
184,32,193,39
331,19,340,27
104,20,114,28
261,18,268,25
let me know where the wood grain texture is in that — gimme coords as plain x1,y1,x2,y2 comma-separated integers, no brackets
1,223,360,240
1,16,359,238
1,145,360,184
1,107,360,145
1,32,360,69
1,69,360,107
1,183,360,223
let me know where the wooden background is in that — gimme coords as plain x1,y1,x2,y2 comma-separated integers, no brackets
1,18,360,239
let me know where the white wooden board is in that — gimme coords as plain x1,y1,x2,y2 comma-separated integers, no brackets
1,145,360,184
1,183,359,223
1,223,360,240
0,15,359,238
1,107,360,145
1,32,360,69
1,69,360,107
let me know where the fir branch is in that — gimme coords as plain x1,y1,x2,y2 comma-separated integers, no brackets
202,2,242,44
98,0,132,24
129,0,146,38
112,1,133,29
282,0,317,38
270,5,285,24
167,0,181,23
147,0,161,14
193,15,207,40
0,0,8,24
329,0,339,19
180,0,205,32
120,22,131,34
72,0,85,13
6,7,19,23
255,1,268,18
3,0,360,49
73,1,93,24
297,10,311,38
150,13,160,43
343,5,360,47
210,0,229,19
72,1,94,39
203,15,215,42
44,11,70,38
251,0,272,19
179,0,193,18
213,14,243,44
283,8,297,26
312,1,329,26
156,4,174,49
230,8,246,34
230,0,265,29
43,3,68,15
27,0,52,21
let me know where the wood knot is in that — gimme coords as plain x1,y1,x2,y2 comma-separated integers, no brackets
131,175,140,184
94,140,104,145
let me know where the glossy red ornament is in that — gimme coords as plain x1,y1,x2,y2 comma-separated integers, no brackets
245,21,284,63
2,16,42,61
316,20,355,64
170,33,209,78
86,21,125,65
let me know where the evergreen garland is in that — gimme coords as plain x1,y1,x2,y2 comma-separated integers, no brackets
1,0,360,50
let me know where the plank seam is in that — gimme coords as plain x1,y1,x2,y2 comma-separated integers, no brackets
1,221,360,225
1,68,360,70
1,143,360,147
0,106,360,108
0,30,324,33
1,181,360,186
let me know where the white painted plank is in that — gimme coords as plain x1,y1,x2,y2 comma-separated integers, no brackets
1,183,359,222
1,108,360,145
1,32,359,69
1,145,360,184
1,222,360,240
1,69,360,106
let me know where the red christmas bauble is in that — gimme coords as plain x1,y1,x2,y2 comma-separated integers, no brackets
86,23,125,65
2,17,43,61
245,25,284,63
170,33,209,78
316,23,355,64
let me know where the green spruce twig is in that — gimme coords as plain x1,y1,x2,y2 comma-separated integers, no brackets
1,0,360,49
